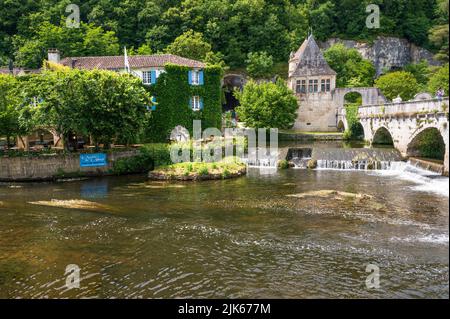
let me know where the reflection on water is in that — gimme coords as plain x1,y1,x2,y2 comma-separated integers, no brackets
0,167,448,298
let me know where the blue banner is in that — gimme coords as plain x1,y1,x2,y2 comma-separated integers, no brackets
80,153,108,168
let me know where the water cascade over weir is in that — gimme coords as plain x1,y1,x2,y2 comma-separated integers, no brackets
288,147,404,170
287,148,313,169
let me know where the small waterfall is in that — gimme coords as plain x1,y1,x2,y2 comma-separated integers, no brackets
287,148,312,169
312,148,403,171
380,161,449,197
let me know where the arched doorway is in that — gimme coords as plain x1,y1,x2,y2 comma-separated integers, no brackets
343,92,364,139
407,128,445,160
373,127,394,145
222,74,245,112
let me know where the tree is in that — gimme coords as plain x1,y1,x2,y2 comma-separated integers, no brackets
245,51,273,79
235,79,298,129
324,44,375,88
404,60,432,89
0,74,21,148
429,0,449,62
428,63,449,96
165,30,212,61
375,71,420,101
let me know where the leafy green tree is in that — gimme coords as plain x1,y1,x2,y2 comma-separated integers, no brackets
324,44,375,88
13,21,119,68
429,0,449,62
0,74,22,148
428,63,449,95
165,30,212,61
245,51,273,79
235,79,298,129
404,60,432,88
375,71,420,101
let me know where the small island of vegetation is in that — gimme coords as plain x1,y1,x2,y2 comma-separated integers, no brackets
148,157,246,181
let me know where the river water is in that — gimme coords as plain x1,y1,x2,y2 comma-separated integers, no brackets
0,145,448,298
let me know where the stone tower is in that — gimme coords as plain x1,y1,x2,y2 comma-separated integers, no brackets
288,35,338,132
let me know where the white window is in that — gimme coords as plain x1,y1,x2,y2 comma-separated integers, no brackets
192,96,201,111
142,71,152,85
191,70,200,85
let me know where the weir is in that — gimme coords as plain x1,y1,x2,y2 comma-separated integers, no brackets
287,147,403,170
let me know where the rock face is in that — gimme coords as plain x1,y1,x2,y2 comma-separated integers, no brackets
319,37,441,76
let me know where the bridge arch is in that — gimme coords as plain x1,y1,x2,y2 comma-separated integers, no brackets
372,126,394,145
407,127,446,160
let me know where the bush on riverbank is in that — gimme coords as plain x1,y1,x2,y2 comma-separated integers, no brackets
148,157,246,181
112,144,172,175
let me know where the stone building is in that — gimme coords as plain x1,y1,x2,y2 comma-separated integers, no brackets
288,35,338,132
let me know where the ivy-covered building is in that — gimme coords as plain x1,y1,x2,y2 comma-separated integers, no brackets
49,49,223,142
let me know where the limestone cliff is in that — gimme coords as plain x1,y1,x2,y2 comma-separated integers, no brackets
319,37,441,76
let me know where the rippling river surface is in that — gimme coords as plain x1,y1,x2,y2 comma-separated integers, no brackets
0,168,448,298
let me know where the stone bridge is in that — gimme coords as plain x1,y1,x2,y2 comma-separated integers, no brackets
356,98,449,175
334,87,387,110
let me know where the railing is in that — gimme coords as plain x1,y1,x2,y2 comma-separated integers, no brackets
358,98,449,118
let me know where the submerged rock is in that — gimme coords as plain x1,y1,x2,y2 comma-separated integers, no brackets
287,190,373,200
29,199,114,212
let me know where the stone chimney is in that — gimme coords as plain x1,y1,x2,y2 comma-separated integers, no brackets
47,49,61,64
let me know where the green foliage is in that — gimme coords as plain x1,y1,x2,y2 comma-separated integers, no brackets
0,0,444,69
13,21,119,68
165,30,212,61
2,68,150,150
428,63,449,95
410,129,446,160
278,160,289,169
428,0,449,62
0,74,24,145
245,51,274,79
146,64,223,142
344,103,364,140
403,60,433,89
235,79,298,129
324,44,375,88
375,71,420,101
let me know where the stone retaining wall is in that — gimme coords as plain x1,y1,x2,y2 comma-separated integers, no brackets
0,150,139,182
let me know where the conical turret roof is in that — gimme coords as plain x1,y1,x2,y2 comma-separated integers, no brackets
291,35,336,77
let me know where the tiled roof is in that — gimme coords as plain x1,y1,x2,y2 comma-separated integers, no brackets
60,54,206,70
291,35,336,77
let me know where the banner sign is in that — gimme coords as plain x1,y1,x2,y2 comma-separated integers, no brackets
80,153,108,168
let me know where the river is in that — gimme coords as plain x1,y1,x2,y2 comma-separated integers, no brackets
0,144,448,298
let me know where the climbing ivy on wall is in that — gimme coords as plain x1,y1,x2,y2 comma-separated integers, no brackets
145,64,223,142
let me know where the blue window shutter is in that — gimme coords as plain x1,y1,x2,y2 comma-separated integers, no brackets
152,96,156,104
188,70,192,85
199,70,204,85
151,71,156,84
151,105,156,111
200,98,204,110
189,97,193,109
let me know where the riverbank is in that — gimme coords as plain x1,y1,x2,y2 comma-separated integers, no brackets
0,150,141,182
279,131,344,141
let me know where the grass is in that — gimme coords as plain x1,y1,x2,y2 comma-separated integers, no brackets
151,157,246,179
279,130,344,135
